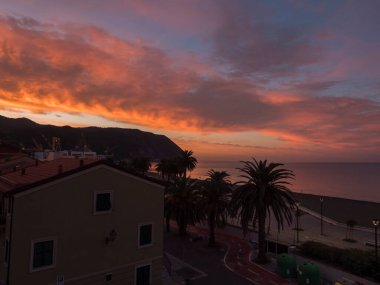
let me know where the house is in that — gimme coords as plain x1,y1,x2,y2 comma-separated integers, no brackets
0,158,164,285
0,141,36,175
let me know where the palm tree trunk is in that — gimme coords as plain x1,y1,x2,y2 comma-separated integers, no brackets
256,212,269,264
208,212,216,247
178,215,187,237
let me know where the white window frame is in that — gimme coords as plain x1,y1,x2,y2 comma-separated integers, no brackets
135,262,152,285
138,223,154,248
30,236,57,272
93,191,114,215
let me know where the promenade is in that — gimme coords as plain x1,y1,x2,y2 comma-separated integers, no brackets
294,193,380,228
163,198,380,285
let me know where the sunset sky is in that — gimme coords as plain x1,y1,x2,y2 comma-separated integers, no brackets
1,0,379,162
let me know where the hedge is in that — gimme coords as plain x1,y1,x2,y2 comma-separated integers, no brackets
299,241,379,282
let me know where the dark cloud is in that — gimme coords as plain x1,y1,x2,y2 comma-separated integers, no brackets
0,14,379,154
211,6,320,78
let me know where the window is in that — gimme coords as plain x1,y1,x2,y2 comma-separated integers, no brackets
138,224,153,247
136,264,150,285
31,238,56,271
94,192,113,213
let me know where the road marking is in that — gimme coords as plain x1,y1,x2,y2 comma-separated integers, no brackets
248,268,260,277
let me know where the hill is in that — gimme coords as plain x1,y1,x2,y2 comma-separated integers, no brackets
0,115,182,160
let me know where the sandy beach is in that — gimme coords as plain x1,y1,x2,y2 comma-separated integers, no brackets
294,192,380,228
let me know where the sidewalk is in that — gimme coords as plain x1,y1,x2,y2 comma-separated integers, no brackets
164,227,255,285
191,223,379,285
227,209,376,250
162,252,206,284
164,220,377,285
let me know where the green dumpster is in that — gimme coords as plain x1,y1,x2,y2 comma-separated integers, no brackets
276,254,297,278
297,262,320,285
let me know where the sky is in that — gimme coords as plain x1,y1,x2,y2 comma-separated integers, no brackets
0,0,379,162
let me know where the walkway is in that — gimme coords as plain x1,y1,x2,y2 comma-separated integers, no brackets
187,225,292,285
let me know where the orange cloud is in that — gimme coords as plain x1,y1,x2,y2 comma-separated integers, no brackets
0,15,380,160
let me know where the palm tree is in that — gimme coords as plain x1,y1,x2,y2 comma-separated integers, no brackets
201,170,232,246
167,158,180,180
179,150,198,177
165,177,203,236
156,159,169,180
131,157,151,176
230,158,295,264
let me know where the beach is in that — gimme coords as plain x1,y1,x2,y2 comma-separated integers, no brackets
294,192,380,228
150,166,380,228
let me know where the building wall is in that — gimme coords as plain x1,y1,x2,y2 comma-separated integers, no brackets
7,165,164,285
0,219,5,283
0,196,12,284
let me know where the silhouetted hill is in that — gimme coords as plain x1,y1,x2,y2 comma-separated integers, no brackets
0,116,182,160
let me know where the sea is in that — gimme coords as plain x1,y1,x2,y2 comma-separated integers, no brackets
188,161,380,203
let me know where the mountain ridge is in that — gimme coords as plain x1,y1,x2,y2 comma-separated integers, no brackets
0,115,183,160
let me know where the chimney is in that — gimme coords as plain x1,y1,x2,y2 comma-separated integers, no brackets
80,159,84,167
21,168,26,175
58,165,63,174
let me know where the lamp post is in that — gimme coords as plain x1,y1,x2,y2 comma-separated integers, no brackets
296,201,300,243
373,219,379,262
320,196,324,236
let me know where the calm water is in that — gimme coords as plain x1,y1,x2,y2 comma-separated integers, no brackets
189,161,380,203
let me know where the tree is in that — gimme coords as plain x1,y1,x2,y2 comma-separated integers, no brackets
165,177,203,237
201,170,232,246
166,158,180,180
230,158,295,264
178,150,198,177
131,157,151,176
156,159,169,180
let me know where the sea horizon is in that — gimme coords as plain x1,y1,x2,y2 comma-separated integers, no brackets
188,161,380,204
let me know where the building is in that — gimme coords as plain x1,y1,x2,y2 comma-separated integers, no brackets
0,158,164,285
33,150,113,161
0,141,36,176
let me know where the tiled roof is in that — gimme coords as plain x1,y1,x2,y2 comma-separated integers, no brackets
0,158,97,193
0,141,20,154
0,155,36,174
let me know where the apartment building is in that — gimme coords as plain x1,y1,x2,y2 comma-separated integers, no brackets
0,158,164,285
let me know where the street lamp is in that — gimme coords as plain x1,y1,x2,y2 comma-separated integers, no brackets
373,218,379,262
295,201,301,243
320,197,324,236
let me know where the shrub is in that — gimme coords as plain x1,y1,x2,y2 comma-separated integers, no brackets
300,241,378,281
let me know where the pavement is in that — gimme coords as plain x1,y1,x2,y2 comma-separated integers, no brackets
164,226,255,285
226,208,377,251
163,211,380,285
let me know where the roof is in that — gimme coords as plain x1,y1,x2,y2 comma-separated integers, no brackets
0,140,21,154
0,158,97,193
0,154,37,175
0,158,167,196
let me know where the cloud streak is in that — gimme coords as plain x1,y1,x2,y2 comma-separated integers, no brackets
0,12,379,160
